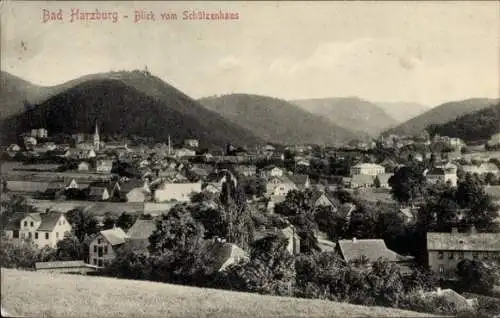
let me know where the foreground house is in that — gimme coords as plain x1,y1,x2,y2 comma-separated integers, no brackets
88,227,129,267
426,227,500,277
3,212,72,248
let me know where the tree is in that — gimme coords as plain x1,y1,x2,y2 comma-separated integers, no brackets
0,239,40,269
116,212,138,231
65,208,100,241
456,259,496,294
148,204,205,255
102,212,117,230
224,235,296,296
55,233,85,261
388,165,426,205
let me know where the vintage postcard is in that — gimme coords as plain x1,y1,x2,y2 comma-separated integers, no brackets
1,1,499,317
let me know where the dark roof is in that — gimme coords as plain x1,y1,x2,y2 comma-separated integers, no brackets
3,212,26,231
338,239,412,263
428,167,446,175
288,174,309,186
127,219,156,240
37,213,64,232
118,179,145,193
427,232,500,251
88,187,109,197
200,240,248,273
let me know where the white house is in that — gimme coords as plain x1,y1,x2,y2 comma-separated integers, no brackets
154,182,202,202
88,227,129,267
350,163,385,176
3,212,72,248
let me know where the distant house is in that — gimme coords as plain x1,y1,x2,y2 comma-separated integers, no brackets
350,163,385,176
337,238,414,271
260,166,284,178
96,160,113,173
265,176,297,196
78,161,90,172
88,227,129,267
5,181,50,194
35,261,98,274
154,182,202,202
174,148,196,158
200,239,249,273
7,144,21,152
3,212,72,248
426,227,500,277
312,191,339,211
202,183,222,195
266,194,287,212
425,163,458,187
374,173,394,189
462,163,499,176
288,174,311,190
88,186,110,201
233,165,257,177
184,139,199,148
110,179,150,202
254,225,300,255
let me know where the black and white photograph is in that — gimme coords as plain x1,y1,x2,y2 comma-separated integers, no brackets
1,1,499,317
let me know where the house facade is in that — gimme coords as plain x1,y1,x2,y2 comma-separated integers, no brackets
265,177,297,196
350,163,385,176
88,227,128,267
154,182,202,202
3,212,72,248
426,228,500,277
426,164,458,187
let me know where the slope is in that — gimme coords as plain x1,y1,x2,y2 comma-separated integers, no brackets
0,72,52,119
375,101,429,124
292,97,397,136
199,94,359,145
426,103,500,142
0,79,263,148
1,268,435,318
384,98,500,136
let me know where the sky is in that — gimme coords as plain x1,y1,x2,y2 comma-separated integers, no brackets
1,1,499,106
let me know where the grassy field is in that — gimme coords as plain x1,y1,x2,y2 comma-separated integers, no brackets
1,268,437,318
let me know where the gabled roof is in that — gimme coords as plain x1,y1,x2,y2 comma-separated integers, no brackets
288,174,309,186
338,239,412,263
127,219,156,240
200,240,248,273
427,232,500,251
88,186,109,197
100,227,129,246
37,213,64,232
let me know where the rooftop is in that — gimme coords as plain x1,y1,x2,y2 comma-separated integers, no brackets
427,231,500,251
338,239,412,263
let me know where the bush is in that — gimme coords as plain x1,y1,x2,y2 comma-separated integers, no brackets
399,290,476,316
0,239,56,269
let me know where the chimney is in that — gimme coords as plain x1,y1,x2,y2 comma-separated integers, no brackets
451,227,458,234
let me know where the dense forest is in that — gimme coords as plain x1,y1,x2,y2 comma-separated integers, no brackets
426,103,500,142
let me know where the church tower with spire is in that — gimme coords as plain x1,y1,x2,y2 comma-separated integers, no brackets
93,121,100,151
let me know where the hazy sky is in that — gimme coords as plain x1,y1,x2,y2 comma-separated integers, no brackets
1,1,499,106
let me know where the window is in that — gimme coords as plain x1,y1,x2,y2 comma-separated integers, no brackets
30,222,34,227
45,233,49,239
448,252,454,260
94,246,97,253
35,233,38,240
438,251,444,260
23,221,27,227
98,259,103,267
439,265,444,274
473,252,479,259
484,253,489,260
459,251,465,259
93,259,97,265
56,232,59,239
104,246,108,254
98,247,103,257
21,232,25,239
98,238,102,244
28,232,32,239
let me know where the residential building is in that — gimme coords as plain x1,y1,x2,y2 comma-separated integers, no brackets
288,174,311,190
88,186,110,201
78,161,90,172
96,160,113,173
260,166,284,178
425,163,458,187
174,148,196,158
88,227,129,267
350,174,375,189
254,225,300,256
265,176,297,196
184,139,199,148
350,163,385,176
153,182,202,202
462,163,499,176
375,173,394,189
426,227,500,277
3,212,72,248
233,165,257,177
201,239,249,273
337,238,414,271
312,191,339,211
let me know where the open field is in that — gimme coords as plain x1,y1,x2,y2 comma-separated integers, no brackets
1,268,436,318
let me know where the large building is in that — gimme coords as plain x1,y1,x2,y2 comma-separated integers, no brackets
426,227,500,277
425,163,458,187
3,212,72,248
350,163,385,176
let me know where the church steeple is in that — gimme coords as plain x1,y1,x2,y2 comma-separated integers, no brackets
93,121,100,150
